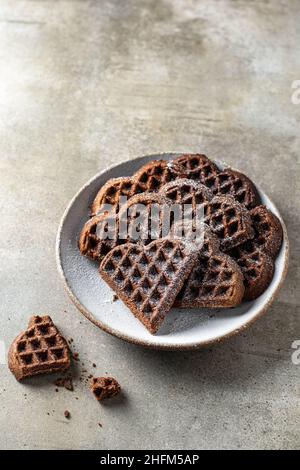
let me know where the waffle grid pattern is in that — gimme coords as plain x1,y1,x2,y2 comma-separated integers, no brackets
250,205,282,257
92,161,183,216
173,154,260,208
174,154,219,182
80,214,119,261
102,241,185,316
91,177,144,216
16,316,69,371
162,179,212,209
176,236,243,307
134,160,182,192
228,240,274,300
205,196,254,250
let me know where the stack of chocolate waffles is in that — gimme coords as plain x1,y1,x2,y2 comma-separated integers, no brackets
79,154,283,334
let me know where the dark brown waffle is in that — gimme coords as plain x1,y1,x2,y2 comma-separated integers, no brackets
175,229,244,308
205,195,254,251
91,376,121,401
173,154,260,209
250,205,283,258
8,316,70,381
91,177,142,216
79,212,119,261
100,238,198,334
228,240,275,301
91,160,184,216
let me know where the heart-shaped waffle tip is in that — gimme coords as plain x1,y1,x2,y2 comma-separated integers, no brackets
100,238,199,334
8,316,71,381
175,230,245,308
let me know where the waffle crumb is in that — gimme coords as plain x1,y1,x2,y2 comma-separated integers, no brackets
91,376,121,402
54,376,74,391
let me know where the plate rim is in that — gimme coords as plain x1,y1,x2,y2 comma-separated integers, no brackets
56,153,289,350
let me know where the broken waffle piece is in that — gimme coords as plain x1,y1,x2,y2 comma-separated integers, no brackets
91,376,121,401
175,229,245,308
99,238,199,334
8,316,70,382
173,154,260,209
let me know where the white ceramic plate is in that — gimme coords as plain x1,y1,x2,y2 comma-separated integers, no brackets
56,153,289,350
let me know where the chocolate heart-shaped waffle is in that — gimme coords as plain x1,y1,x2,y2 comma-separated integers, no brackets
175,229,244,308
8,316,70,381
100,238,198,334
173,154,260,209
91,160,184,216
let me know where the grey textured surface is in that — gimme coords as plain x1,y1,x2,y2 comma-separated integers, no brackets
0,0,299,450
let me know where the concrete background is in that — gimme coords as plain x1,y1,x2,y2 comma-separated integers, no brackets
0,0,299,450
